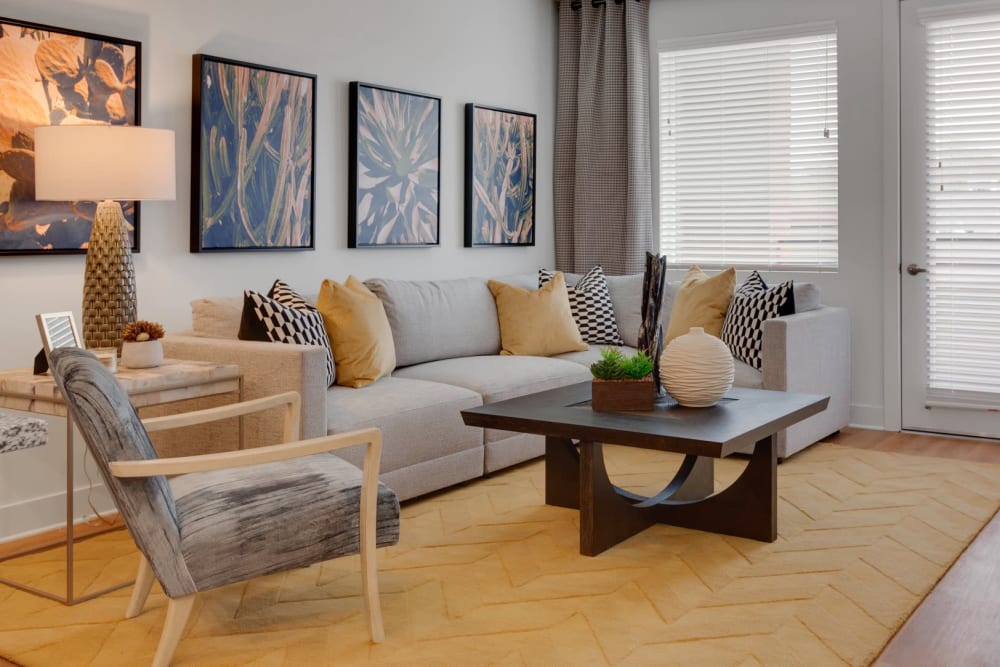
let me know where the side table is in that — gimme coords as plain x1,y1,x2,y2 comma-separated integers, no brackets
0,358,242,605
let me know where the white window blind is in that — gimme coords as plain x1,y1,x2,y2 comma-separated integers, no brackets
924,10,1000,406
658,27,839,270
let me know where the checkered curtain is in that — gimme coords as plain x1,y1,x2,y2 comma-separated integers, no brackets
554,0,653,276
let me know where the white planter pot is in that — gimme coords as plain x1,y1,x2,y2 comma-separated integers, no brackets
121,340,163,369
659,327,734,407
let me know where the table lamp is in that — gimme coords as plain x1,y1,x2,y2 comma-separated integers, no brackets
33,125,176,351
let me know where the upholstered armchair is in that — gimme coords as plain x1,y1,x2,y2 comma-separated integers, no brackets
48,348,400,667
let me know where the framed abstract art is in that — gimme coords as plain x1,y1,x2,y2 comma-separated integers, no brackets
0,17,140,255
191,54,316,252
464,104,535,247
349,81,441,247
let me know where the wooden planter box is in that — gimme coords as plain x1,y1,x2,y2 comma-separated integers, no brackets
591,377,655,412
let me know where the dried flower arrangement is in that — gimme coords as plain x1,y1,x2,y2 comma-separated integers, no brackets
121,320,165,343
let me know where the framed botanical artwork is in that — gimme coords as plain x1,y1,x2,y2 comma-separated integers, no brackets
0,17,140,256
191,54,316,252
349,81,441,248
464,104,536,247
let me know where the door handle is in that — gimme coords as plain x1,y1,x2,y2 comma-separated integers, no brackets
906,263,929,276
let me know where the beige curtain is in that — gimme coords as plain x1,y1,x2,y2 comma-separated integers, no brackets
554,0,653,276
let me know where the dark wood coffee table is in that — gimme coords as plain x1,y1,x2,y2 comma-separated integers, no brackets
461,383,828,556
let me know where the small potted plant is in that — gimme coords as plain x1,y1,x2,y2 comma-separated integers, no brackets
120,320,166,369
589,348,655,412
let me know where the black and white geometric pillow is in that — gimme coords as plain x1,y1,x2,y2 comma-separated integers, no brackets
539,266,624,345
238,283,336,387
721,271,795,370
268,279,315,311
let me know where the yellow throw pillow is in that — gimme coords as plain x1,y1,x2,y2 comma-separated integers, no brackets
487,272,588,356
664,266,736,344
316,276,396,388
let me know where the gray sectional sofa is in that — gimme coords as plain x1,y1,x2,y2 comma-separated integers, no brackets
162,272,850,501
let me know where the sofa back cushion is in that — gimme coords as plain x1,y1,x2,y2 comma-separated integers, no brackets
191,297,243,339
365,277,501,367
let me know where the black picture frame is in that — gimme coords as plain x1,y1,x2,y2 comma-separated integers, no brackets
0,16,141,256
464,103,536,247
349,81,441,248
191,54,316,252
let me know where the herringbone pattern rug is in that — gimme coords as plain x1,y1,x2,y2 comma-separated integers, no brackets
1,443,998,666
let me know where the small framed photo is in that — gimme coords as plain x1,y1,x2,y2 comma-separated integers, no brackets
191,54,316,252
35,312,82,354
464,104,536,247
349,81,441,247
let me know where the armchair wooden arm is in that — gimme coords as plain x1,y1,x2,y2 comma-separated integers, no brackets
109,428,382,478
142,390,301,443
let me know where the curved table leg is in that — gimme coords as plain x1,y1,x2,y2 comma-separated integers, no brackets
576,435,777,556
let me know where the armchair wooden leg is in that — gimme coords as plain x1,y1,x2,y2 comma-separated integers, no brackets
361,528,384,643
126,555,155,619
152,594,195,667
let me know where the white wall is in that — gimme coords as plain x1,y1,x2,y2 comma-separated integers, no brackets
649,0,890,430
0,0,557,539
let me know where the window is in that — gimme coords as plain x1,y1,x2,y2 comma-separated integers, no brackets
657,25,839,270
924,10,1000,404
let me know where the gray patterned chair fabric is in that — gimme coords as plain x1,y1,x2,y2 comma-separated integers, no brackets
48,348,400,664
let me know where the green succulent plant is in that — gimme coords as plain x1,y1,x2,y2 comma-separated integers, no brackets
590,348,652,381
621,350,654,379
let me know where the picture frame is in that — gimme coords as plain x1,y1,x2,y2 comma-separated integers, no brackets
349,81,441,248
191,54,316,252
35,312,81,355
464,104,536,247
0,17,141,256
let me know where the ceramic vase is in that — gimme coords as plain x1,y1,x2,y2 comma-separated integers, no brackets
659,327,734,407
121,339,163,369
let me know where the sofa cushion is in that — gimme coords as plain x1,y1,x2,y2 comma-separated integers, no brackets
794,282,821,313
539,266,624,345
317,276,396,388
488,273,588,356
665,266,736,345
326,377,483,474
191,296,243,339
552,345,640,368
722,271,795,370
238,289,336,387
393,355,591,443
365,277,501,367
732,359,763,389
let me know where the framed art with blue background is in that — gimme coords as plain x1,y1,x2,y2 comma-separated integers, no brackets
0,17,140,255
191,54,316,252
349,81,441,248
464,103,536,247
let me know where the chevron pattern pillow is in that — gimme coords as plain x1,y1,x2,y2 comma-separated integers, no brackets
238,280,336,386
721,271,795,370
539,266,624,345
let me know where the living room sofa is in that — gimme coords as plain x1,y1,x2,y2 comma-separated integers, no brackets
162,273,850,501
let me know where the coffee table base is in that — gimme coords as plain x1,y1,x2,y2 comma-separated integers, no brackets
545,435,777,556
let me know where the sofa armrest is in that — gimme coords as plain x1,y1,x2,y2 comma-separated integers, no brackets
161,335,328,450
760,306,851,456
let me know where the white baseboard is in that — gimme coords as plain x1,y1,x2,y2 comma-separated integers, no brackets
0,482,115,543
849,403,886,430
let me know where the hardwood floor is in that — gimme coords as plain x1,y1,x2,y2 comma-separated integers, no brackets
829,428,1000,666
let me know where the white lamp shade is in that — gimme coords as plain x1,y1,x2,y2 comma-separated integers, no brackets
34,125,176,201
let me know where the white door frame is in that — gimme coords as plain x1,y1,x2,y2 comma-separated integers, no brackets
882,0,903,432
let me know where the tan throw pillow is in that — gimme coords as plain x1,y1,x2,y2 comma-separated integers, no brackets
488,272,588,356
664,266,736,344
316,275,396,388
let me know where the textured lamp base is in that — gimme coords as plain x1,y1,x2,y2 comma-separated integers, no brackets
83,200,136,350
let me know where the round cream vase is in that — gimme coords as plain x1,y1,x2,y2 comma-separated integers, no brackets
659,327,734,407
121,339,164,369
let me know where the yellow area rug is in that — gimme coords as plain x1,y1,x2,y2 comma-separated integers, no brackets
1,443,998,666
